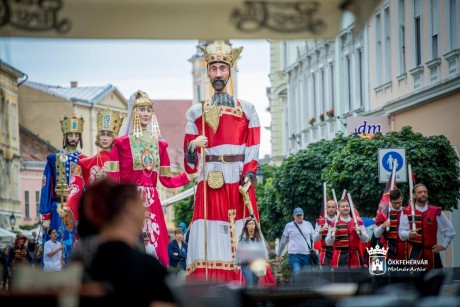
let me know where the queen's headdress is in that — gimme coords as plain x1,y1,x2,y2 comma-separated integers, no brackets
96,108,124,135
123,90,161,139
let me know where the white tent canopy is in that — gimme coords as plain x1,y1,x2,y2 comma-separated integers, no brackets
0,0,379,39
162,187,195,207
0,227,16,239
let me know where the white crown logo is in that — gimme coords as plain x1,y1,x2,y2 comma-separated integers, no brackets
366,244,389,256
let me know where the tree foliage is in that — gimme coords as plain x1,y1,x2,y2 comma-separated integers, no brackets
173,182,196,227
258,126,460,242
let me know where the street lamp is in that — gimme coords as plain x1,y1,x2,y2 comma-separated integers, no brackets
9,212,16,231
256,166,264,186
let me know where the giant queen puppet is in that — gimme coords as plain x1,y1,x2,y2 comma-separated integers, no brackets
40,114,85,263
107,90,190,267
184,40,271,283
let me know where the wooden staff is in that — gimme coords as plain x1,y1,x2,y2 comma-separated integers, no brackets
323,182,327,219
200,100,208,281
408,164,416,231
331,189,338,239
347,193,361,236
386,160,397,231
341,189,347,200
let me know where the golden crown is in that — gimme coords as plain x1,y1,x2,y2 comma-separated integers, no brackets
60,114,84,135
96,108,124,135
200,40,243,67
133,90,153,108
366,244,389,256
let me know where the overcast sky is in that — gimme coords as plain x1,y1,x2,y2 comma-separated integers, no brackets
0,38,272,158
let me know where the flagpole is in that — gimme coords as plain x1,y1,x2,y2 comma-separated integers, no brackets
386,160,397,231
408,164,416,231
347,193,361,236
323,182,327,219
200,100,208,281
331,189,338,239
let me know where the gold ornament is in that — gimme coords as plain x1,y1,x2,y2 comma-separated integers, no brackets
96,108,125,135
200,40,243,67
204,100,220,133
207,171,224,189
60,113,84,135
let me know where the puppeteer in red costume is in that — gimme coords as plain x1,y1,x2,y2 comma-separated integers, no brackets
313,200,337,266
326,199,369,269
373,189,407,260
184,40,274,284
108,90,190,266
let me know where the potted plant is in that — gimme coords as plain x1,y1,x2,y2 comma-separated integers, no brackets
308,117,316,125
326,107,334,118
319,113,325,122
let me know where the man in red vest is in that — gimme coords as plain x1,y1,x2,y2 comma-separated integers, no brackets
313,200,337,266
374,189,407,260
399,184,455,270
326,199,369,268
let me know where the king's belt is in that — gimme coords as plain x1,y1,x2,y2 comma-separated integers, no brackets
205,154,245,163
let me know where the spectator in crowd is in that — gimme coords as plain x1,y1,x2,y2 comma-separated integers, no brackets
1,246,11,294
9,234,34,289
235,217,268,287
75,178,175,307
43,228,64,272
168,228,187,282
276,208,315,274
144,232,158,259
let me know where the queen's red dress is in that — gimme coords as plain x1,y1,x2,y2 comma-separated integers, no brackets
108,133,189,266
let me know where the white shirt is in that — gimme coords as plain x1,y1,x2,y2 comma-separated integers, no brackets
43,240,62,272
398,203,455,248
277,220,315,256
145,243,158,259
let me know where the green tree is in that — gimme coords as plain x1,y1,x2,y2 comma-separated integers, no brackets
173,182,196,227
258,126,460,242
327,126,460,215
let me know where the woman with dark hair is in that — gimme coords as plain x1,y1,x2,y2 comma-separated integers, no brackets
73,178,175,307
234,217,268,287
168,228,187,282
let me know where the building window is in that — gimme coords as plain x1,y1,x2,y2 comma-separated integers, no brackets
321,69,326,116
1,97,4,137
5,100,9,137
399,0,406,75
449,0,459,50
36,191,40,218
358,49,364,108
346,56,352,112
375,13,382,85
25,190,30,220
330,63,335,111
431,0,439,59
384,6,391,82
312,73,317,118
414,0,422,66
